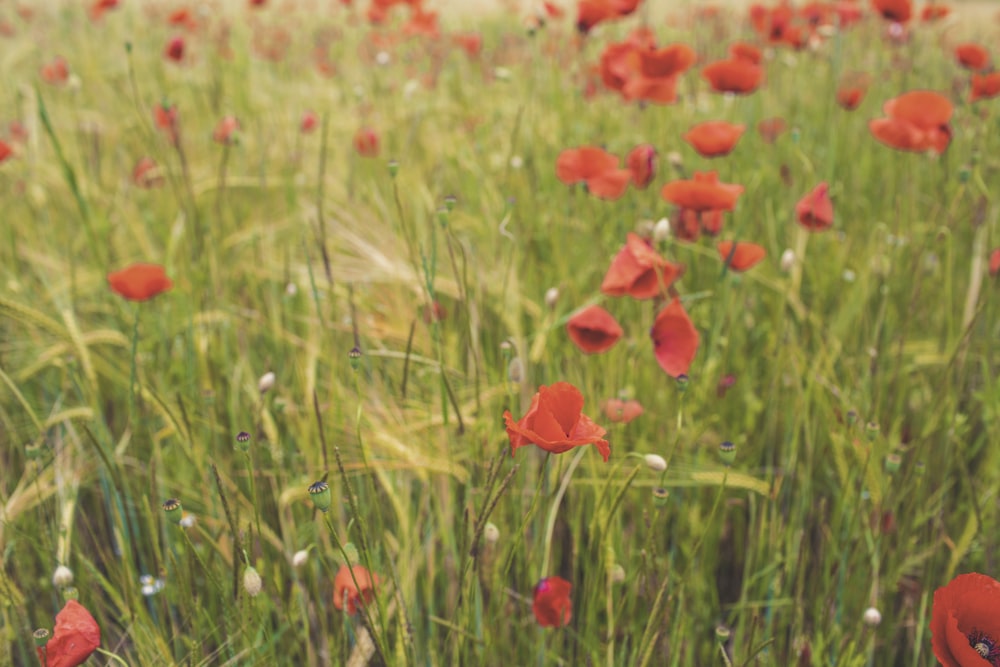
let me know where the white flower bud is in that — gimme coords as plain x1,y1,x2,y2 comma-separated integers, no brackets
52,565,74,588
258,372,276,394
780,249,796,272
243,566,263,597
292,550,309,568
653,217,671,243
863,607,881,626
644,454,667,472
544,287,559,310
484,522,500,544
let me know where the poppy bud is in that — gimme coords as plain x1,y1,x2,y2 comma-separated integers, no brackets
865,421,880,441
236,431,251,453
719,441,736,465
33,628,50,647
387,160,399,178
780,249,796,272
484,522,500,544
884,453,902,473
163,498,183,525
644,454,667,472
863,607,882,626
716,625,731,642
544,287,559,310
25,441,44,460
444,194,457,212
846,409,859,427
258,372,276,394
52,565,74,588
243,565,263,597
349,346,362,371
308,481,331,513
507,357,523,384
653,217,671,243
652,487,670,507
292,550,309,567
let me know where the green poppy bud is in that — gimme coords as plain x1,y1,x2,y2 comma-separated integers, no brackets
349,347,362,371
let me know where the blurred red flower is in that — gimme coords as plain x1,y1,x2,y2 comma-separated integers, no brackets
90,0,119,21
795,182,834,231
920,4,949,21
132,157,164,189
212,116,240,144
301,110,318,134
757,117,786,143
626,144,656,188
0,140,14,163
701,58,764,95
333,565,379,615
954,43,990,71
107,263,173,301
972,73,1000,103
154,103,179,145
577,0,640,34
836,72,872,111
566,305,623,354
600,40,696,104
930,572,1000,667
661,171,744,212
504,382,610,462
990,249,1000,277
869,90,953,154
36,600,101,667
717,241,766,271
544,2,565,19
729,41,762,64
602,398,644,423
41,56,69,85
168,8,198,31
353,127,380,157
601,232,683,299
452,33,482,58
533,577,573,627
164,35,186,62
555,146,631,200
683,121,746,158
651,297,699,378
872,0,912,22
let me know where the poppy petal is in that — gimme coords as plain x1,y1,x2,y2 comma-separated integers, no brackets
650,298,699,378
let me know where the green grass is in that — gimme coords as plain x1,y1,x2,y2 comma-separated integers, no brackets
1,1,999,665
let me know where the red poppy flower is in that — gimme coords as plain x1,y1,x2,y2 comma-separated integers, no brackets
453,33,482,58
661,171,744,212
164,35,185,62
566,305,623,354
503,382,610,462
544,2,565,18
576,0,638,33
921,4,949,21
795,182,834,231
601,232,683,299
702,58,764,95
41,56,69,85
36,600,101,667
930,572,1000,667
168,8,198,31
651,297,699,378
301,110,318,134
683,121,746,158
213,116,240,144
729,42,762,64
955,43,990,72
600,41,695,105
717,241,766,271
90,0,119,21
990,249,1000,277
972,73,1000,103
353,127,380,157
154,104,179,145
132,157,164,188
107,263,173,301
533,576,572,627
333,564,379,615
403,8,439,39
626,144,656,189
602,398,643,423
869,90,953,154
555,146,631,200
872,0,912,23
757,117,786,143
0,140,13,163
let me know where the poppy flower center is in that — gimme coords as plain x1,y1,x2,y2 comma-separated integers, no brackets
969,630,1000,665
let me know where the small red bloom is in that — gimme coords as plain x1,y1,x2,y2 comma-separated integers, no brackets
453,33,482,58
533,576,572,627
836,72,872,110
301,110,318,134
757,117,786,143
164,35,186,62
930,572,1000,667
90,0,119,21
626,144,656,189
333,565,379,615
154,103,179,145
717,241,766,271
41,56,70,85
504,382,610,462
955,43,991,72
601,232,683,300
132,157,164,188
701,58,764,95
353,127,380,157
107,263,173,301
795,182,834,231
36,600,101,667
683,121,746,158
555,146,631,200
990,249,1000,277
661,171,744,212
602,398,643,423
971,73,1000,103
0,140,14,163
544,2,565,19
212,116,240,144
650,298,699,378
566,305,623,354
921,4,949,21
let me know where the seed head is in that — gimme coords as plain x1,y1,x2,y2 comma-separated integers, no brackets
719,441,737,466
163,498,183,525
243,565,263,597
308,481,331,513
52,565,74,588
33,628,50,647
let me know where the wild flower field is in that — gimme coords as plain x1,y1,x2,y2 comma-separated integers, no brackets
2,0,1000,665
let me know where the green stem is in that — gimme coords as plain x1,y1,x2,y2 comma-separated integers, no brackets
128,306,141,429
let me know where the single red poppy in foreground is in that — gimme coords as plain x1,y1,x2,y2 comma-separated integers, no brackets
931,572,1000,666
869,90,953,154
701,58,764,95
626,144,656,188
717,241,766,271
954,43,990,71
602,398,643,423
333,564,379,615
971,73,1000,103
650,298,699,378
533,576,572,627
795,182,834,231
661,171,744,212
566,305,623,354
683,121,746,158
353,127,380,157
555,146,631,200
36,599,101,667
107,263,173,301
504,382,610,462
601,232,683,300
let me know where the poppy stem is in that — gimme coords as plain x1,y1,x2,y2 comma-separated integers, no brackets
539,447,586,580
127,305,140,429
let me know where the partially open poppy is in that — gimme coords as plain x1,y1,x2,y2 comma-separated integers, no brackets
602,398,644,423
650,298,699,378
795,182,834,231
555,146,631,200
683,121,746,158
872,0,912,23
930,572,1000,667
661,171,744,212
626,144,657,188
972,73,1000,103
601,232,683,300
107,263,173,301
869,90,953,154
955,43,991,72
333,564,379,615
504,382,610,462
36,600,101,667
533,576,572,627
717,241,766,271
702,58,764,94
566,305,623,354
577,0,639,34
